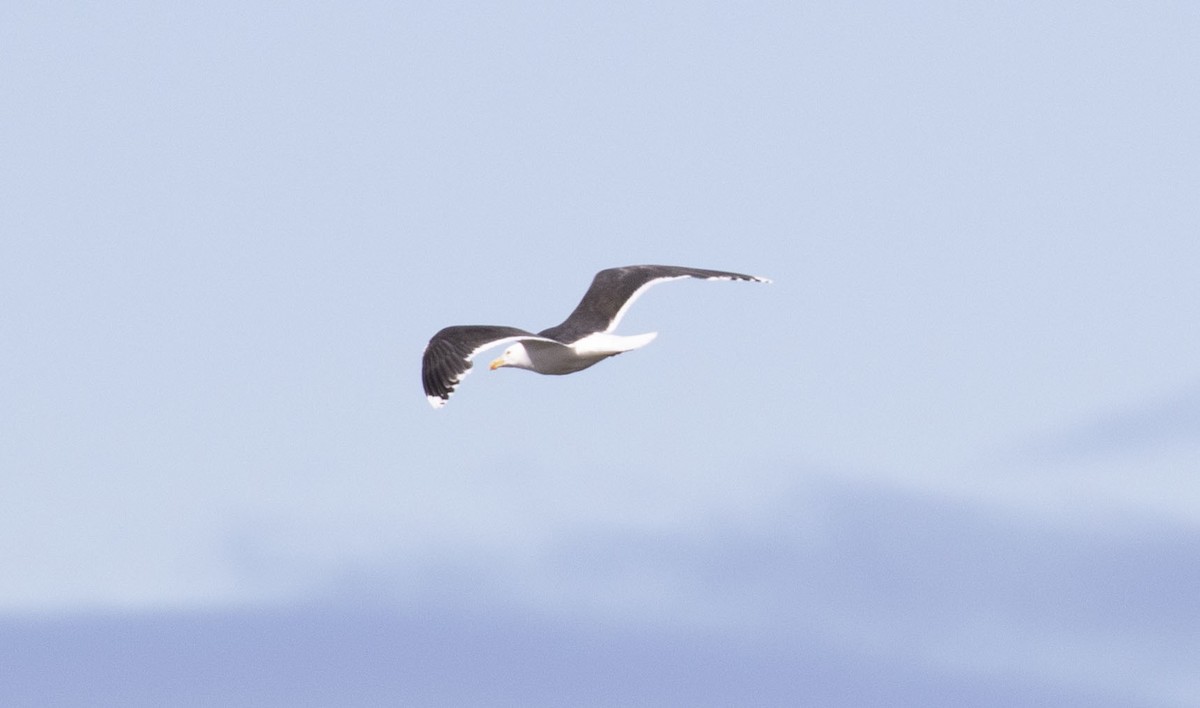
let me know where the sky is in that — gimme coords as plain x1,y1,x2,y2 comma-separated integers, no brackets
2,1,1199,706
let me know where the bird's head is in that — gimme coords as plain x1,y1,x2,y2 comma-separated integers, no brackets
490,343,532,371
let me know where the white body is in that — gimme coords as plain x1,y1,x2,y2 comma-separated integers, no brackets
493,332,658,375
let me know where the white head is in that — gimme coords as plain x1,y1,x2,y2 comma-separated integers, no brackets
489,342,533,371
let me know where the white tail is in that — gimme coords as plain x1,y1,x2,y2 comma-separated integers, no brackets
572,331,658,355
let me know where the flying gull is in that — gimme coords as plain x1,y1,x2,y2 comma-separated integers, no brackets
421,264,770,408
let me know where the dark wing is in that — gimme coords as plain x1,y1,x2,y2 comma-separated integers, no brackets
421,325,555,408
538,265,770,343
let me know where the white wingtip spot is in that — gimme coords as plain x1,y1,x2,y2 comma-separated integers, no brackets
710,274,771,284
427,395,448,409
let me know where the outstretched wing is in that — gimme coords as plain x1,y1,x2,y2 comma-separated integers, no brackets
421,325,557,408
539,265,771,343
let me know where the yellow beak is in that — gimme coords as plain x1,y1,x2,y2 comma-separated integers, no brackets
489,358,505,370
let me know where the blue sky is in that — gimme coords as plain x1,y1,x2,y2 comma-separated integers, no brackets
2,2,1199,705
